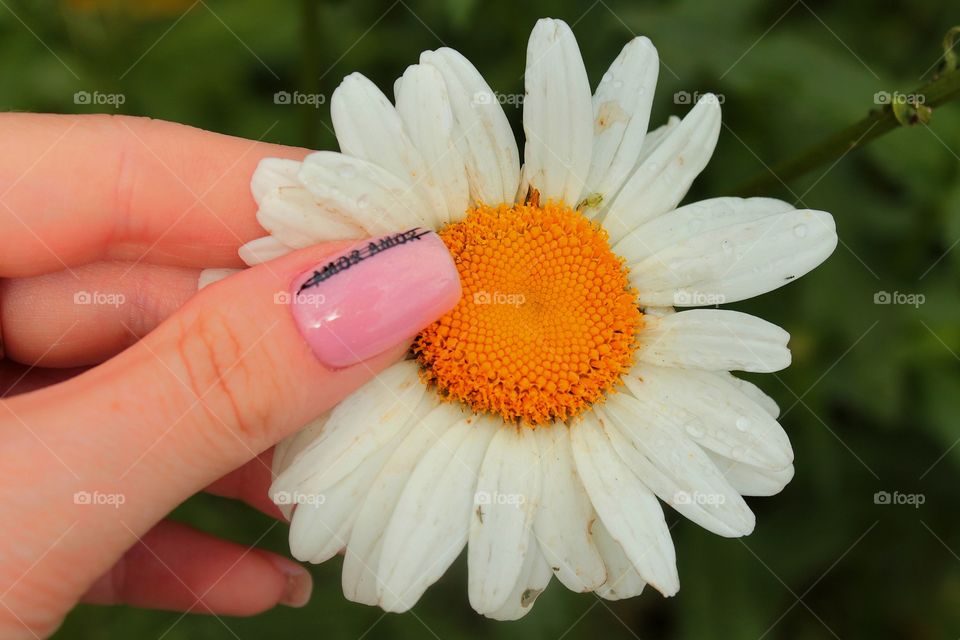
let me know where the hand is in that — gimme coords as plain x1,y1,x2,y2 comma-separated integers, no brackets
0,114,460,638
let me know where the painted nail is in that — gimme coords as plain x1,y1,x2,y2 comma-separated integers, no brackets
268,557,313,608
290,228,461,369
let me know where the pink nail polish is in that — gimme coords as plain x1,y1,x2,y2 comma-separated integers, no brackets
290,229,461,369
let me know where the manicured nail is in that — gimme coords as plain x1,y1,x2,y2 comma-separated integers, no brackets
269,557,313,608
290,229,461,369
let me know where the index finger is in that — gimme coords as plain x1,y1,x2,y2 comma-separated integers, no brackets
0,113,308,277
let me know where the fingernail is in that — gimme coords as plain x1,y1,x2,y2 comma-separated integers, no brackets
290,228,461,369
269,557,313,608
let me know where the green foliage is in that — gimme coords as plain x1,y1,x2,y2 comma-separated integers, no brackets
2,0,959,637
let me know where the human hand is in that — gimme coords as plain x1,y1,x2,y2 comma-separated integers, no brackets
0,114,461,638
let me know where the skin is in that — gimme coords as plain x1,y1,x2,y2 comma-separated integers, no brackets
0,114,416,638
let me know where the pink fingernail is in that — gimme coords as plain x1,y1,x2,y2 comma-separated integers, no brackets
290,229,461,369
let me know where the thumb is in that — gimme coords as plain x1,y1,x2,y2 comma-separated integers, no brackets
9,228,459,525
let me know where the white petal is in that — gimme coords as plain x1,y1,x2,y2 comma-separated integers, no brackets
341,400,460,605
271,361,426,499
485,530,552,621
628,209,838,306
395,64,469,225
604,394,755,537
571,411,679,596
593,519,646,600
522,18,593,204
197,268,240,290
297,151,432,234
378,415,497,612
532,426,605,592
707,451,795,497
602,95,722,243
581,36,658,214
636,309,791,373
420,47,520,205
287,449,389,563
615,197,793,267
256,185,367,249
623,363,792,470
238,236,293,266
725,373,780,418
331,73,447,227
468,427,541,614
272,413,330,520
251,157,301,205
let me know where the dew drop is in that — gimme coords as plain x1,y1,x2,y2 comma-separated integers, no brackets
735,416,750,431
356,195,369,209
338,165,356,179
721,239,733,254
612,80,624,88
793,223,808,238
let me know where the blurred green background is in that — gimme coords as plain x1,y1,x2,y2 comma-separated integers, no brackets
2,0,959,637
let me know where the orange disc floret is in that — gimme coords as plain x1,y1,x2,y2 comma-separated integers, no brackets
412,199,642,427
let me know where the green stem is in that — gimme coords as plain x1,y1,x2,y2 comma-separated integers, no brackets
733,66,960,197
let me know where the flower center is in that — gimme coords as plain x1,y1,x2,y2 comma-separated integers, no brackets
413,196,642,427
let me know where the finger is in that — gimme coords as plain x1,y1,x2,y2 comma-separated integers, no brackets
1,261,199,367
206,450,282,519
81,520,311,613
0,231,460,621
0,114,308,277
0,361,88,397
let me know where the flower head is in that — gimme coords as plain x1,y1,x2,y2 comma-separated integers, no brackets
250,17,837,620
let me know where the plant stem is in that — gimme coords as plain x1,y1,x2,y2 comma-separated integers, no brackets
733,67,960,197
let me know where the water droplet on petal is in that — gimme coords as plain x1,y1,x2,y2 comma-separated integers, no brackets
721,239,733,254
793,223,807,238
735,416,750,431
339,165,356,179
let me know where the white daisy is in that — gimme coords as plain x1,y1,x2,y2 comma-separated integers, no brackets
233,18,837,620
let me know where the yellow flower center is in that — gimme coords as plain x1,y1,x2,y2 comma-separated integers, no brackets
413,195,642,427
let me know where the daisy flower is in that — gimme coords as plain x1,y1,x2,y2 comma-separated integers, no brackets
234,18,837,620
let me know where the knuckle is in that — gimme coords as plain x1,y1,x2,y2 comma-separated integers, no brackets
172,308,283,450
